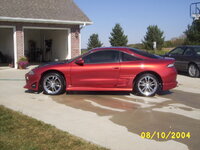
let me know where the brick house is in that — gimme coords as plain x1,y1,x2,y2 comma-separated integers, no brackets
0,0,92,68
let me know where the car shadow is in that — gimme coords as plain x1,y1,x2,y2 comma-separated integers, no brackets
66,90,174,96
24,89,173,96
177,71,189,77
66,91,131,96
177,71,200,78
25,89,42,94
157,90,174,96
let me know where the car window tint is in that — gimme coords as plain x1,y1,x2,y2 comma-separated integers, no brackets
129,48,161,59
183,48,194,56
121,52,141,61
170,48,184,55
193,47,200,56
83,50,119,64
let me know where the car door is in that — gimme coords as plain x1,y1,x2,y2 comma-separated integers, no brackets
168,47,185,71
70,50,120,88
117,52,142,88
182,48,196,71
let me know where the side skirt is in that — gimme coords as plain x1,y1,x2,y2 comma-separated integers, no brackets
66,87,132,91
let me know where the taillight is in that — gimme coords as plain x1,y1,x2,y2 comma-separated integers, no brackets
167,63,174,68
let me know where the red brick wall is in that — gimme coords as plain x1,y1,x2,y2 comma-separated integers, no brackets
71,27,80,58
0,21,80,61
15,24,24,60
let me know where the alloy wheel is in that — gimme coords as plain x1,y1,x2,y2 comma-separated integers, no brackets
137,75,158,96
188,64,199,77
43,75,62,94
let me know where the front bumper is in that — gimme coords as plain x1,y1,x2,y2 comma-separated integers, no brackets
24,73,40,91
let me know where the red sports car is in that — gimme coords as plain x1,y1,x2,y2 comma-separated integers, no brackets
24,47,177,96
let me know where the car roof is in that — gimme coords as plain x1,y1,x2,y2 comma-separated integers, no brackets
89,47,161,59
179,45,200,48
92,47,128,50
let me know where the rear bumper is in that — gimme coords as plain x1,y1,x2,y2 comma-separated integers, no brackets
162,81,178,91
161,67,178,91
197,63,200,69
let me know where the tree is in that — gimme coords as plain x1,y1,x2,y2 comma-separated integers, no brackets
109,24,128,46
164,35,186,48
87,34,103,50
185,19,200,45
142,25,165,50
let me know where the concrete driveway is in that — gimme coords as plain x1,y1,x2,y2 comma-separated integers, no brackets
0,67,199,150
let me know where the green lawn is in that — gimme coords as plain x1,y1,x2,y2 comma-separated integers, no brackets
146,50,168,56
0,105,108,150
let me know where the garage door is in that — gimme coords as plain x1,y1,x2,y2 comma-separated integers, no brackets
24,28,69,63
0,27,15,67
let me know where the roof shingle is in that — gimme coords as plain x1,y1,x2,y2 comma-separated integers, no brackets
0,0,92,24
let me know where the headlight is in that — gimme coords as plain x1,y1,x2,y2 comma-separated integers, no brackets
167,63,174,68
28,70,35,75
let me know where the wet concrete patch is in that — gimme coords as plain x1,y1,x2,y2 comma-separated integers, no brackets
51,90,200,150
161,90,200,109
111,108,200,150
51,92,138,116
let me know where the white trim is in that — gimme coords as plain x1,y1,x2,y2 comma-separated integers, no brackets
79,32,82,55
0,16,93,25
0,26,17,69
0,25,15,28
13,27,17,69
67,28,72,59
23,26,72,60
23,26,70,30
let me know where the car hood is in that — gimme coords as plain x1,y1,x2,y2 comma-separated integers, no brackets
162,57,175,60
36,60,69,69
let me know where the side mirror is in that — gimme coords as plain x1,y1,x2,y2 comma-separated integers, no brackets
164,53,173,57
164,53,170,57
161,53,168,57
75,58,84,66
169,53,178,57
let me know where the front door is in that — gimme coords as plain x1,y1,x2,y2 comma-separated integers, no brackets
70,50,120,88
169,47,185,71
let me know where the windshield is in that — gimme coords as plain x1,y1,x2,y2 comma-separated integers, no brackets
67,55,81,63
67,51,90,63
129,48,162,59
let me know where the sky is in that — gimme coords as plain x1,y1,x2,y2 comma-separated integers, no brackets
74,0,199,48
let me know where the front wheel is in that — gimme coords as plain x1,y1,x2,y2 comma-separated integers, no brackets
42,72,65,95
188,64,200,78
134,73,159,97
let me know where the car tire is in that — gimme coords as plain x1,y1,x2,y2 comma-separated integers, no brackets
188,64,200,78
42,72,65,95
134,73,159,97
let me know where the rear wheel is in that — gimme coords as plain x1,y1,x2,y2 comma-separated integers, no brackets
42,72,65,95
188,64,200,77
134,73,159,97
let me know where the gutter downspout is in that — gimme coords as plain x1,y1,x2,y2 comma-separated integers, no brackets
79,22,87,55
80,22,86,29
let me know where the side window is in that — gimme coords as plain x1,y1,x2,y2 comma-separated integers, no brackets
170,48,184,56
193,47,200,56
121,52,141,62
183,48,194,56
83,50,119,64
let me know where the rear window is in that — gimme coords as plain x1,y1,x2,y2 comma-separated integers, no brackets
121,52,141,61
129,48,162,59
